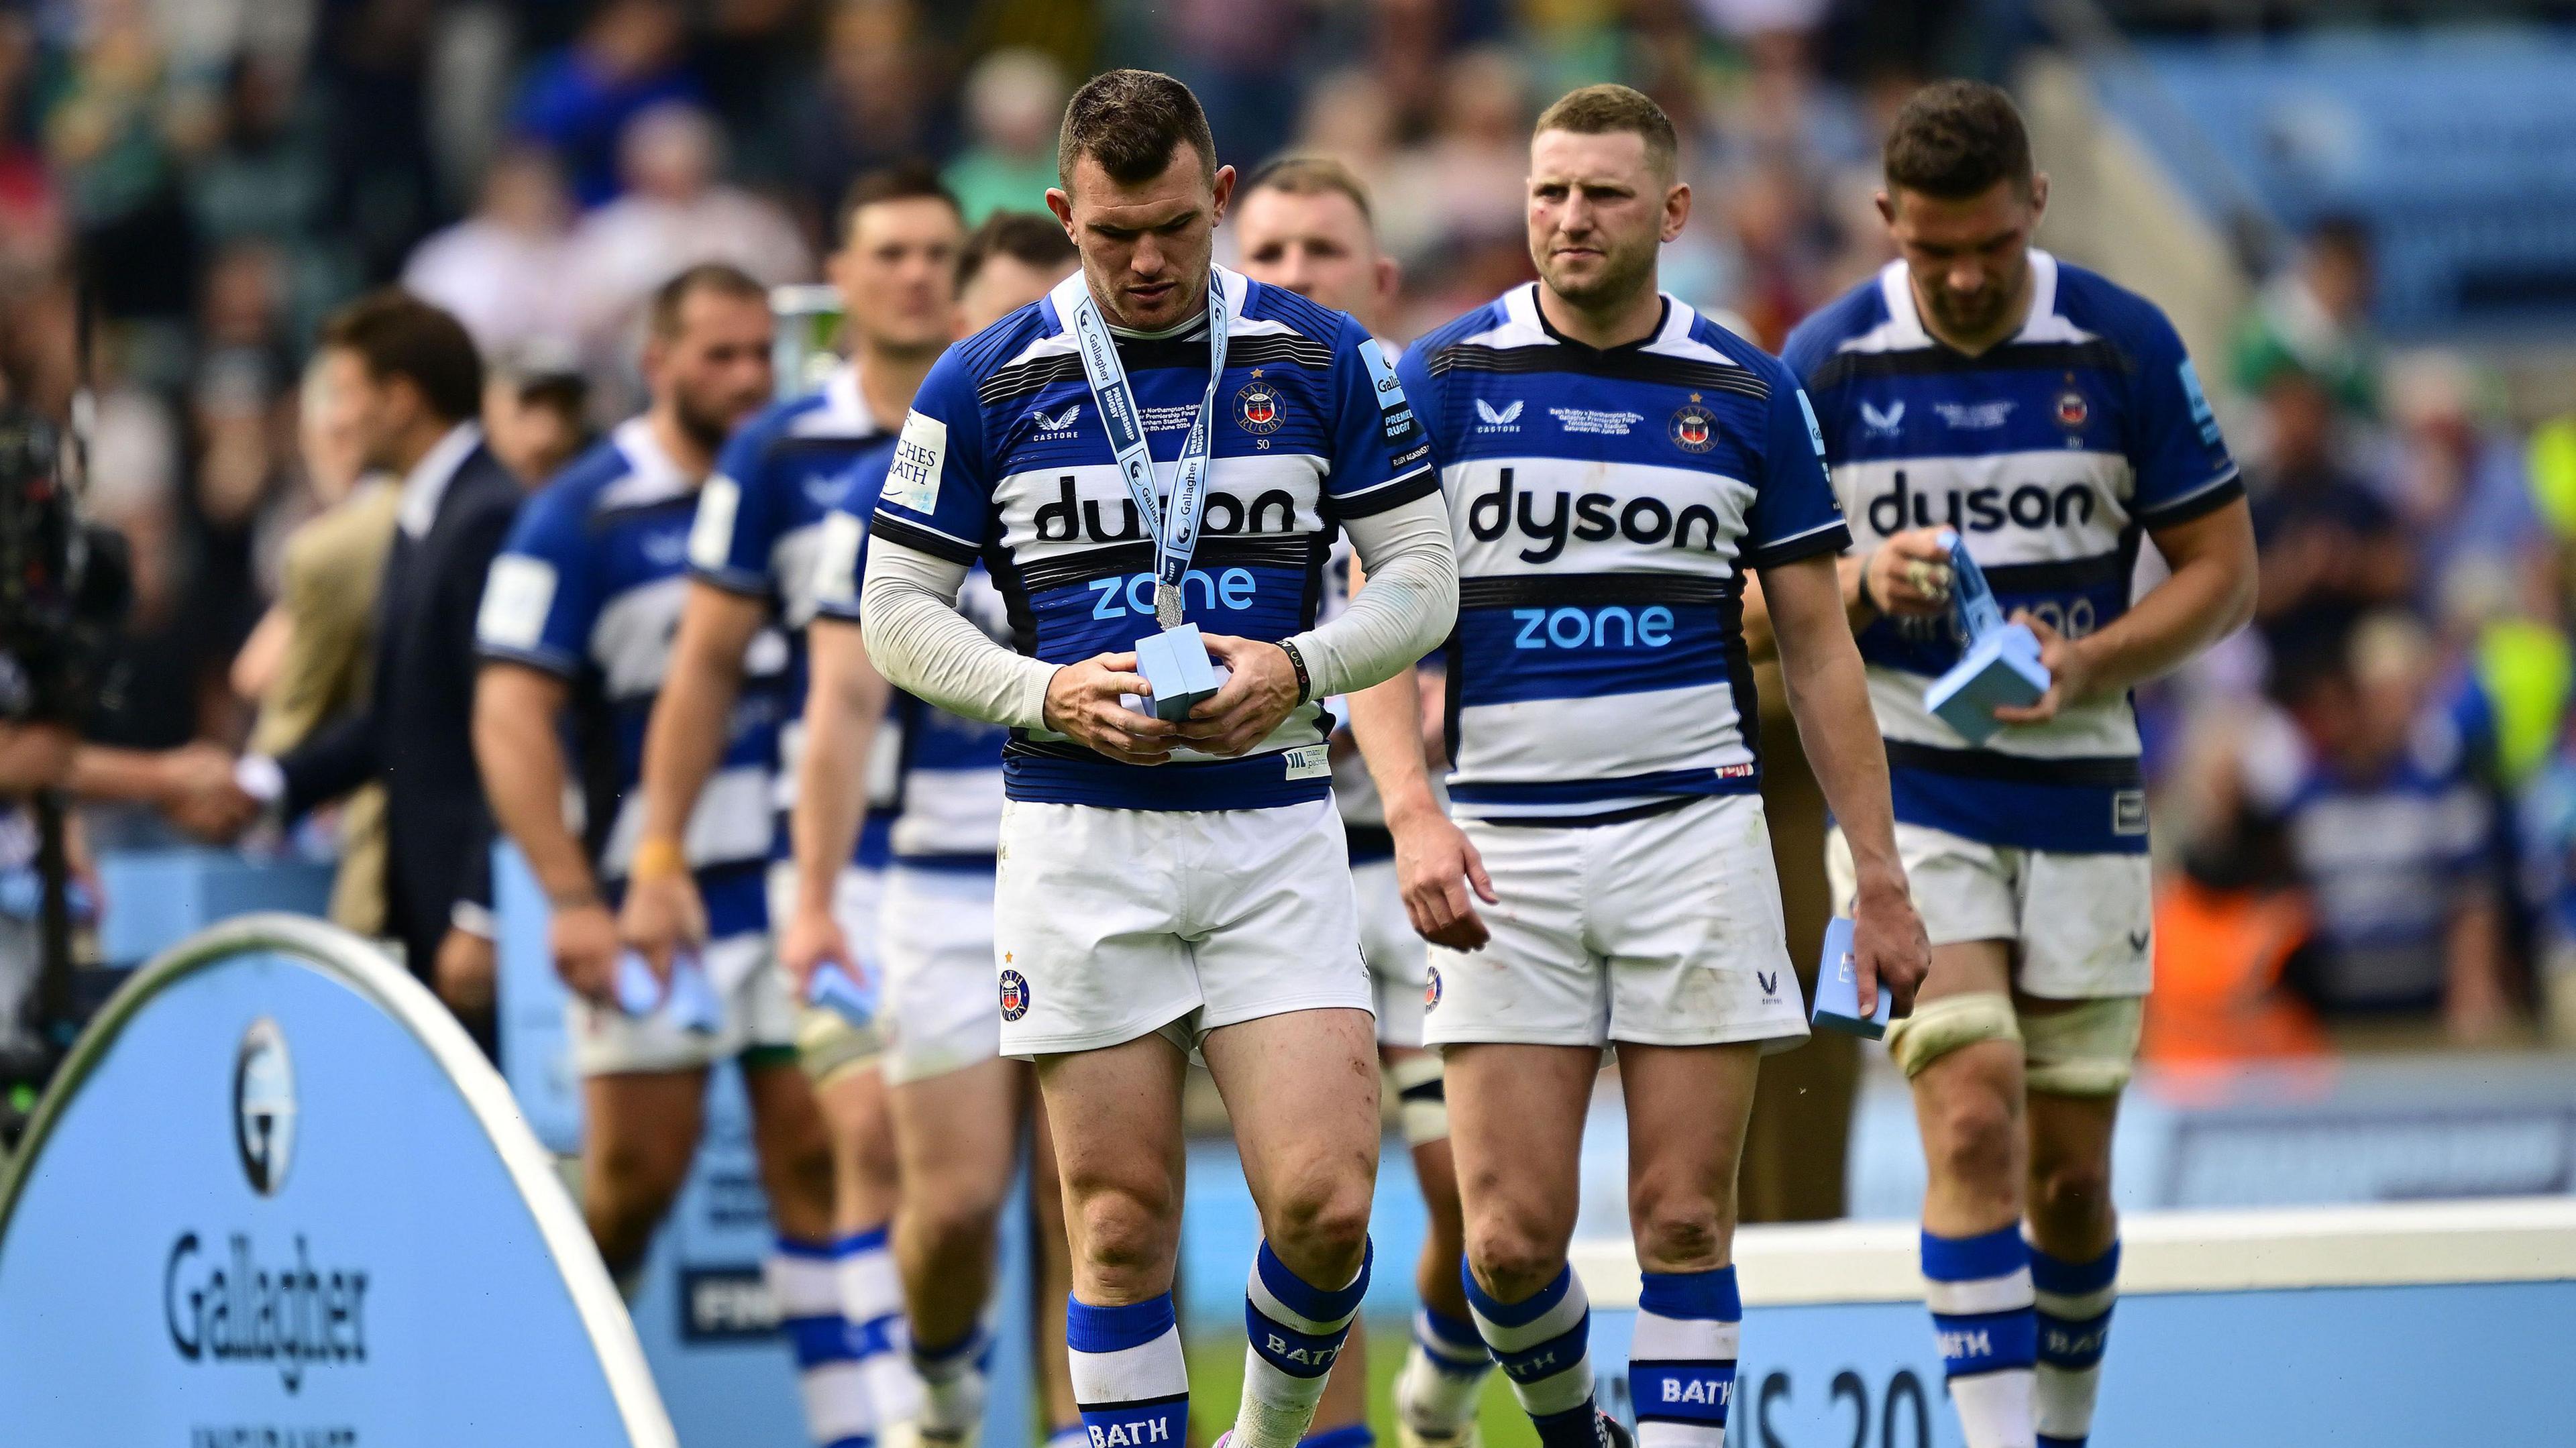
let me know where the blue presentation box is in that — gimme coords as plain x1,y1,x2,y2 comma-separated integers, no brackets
1810,916,1892,1039
1925,622,2049,744
1921,528,2048,744
1135,622,1221,721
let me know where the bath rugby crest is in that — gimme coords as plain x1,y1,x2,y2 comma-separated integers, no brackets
1670,397,1718,453
1234,373,1284,434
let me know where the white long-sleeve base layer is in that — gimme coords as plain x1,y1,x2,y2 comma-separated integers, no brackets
858,490,1458,734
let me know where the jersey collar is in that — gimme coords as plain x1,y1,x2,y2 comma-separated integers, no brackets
1515,282,1686,356
1046,264,1247,341
1878,247,2062,353
822,360,877,435
606,415,697,506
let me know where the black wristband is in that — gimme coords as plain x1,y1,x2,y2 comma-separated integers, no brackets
1855,552,1880,614
1280,640,1313,702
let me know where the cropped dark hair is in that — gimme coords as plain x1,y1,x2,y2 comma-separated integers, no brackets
1533,84,1678,178
317,290,483,424
958,211,1077,292
1057,68,1217,186
840,161,962,245
647,262,768,339
1240,156,1375,228
1884,80,2034,200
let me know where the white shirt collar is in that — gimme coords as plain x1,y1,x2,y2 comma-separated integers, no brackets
598,415,699,508
822,360,877,433
1878,248,2061,351
395,421,484,540
1051,264,1242,341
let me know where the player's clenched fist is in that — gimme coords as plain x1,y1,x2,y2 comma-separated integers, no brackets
1044,652,1178,765
1849,875,1930,1019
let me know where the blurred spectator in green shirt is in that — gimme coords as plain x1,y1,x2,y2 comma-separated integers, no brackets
941,48,1067,225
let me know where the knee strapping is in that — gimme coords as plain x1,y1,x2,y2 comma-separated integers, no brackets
1886,993,2020,1078
2020,997,2143,1097
1386,1052,1449,1146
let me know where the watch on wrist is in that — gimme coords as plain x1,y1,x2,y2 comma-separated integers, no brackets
1854,551,1880,614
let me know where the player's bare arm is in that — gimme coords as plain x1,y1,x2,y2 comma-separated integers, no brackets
619,580,765,970
1344,544,1489,952
1762,551,1929,1015
472,661,618,1000
1350,664,1495,952
785,614,892,993
1993,497,2256,724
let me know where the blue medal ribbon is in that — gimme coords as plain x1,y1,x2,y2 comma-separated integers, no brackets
1065,271,1232,629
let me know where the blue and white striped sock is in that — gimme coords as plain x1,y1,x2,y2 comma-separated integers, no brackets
1236,1239,1372,1448
1394,1302,1491,1437
2031,1238,2118,1448
769,1238,874,1448
1630,1266,1741,1448
1464,1262,1598,1448
837,1226,923,1433
1067,1292,1189,1448
1299,1425,1377,1448
1923,1226,2037,1448
911,1321,993,1440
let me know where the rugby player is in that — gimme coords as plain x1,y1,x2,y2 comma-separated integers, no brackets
1766,81,2255,1448
469,264,853,1442
1230,156,1493,1448
619,167,967,1445
796,210,1088,1448
1360,85,1929,1448
855,70,1459,1448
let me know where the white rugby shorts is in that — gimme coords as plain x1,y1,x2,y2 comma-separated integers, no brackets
877,864,1004,1085
992,797,1371,1057
568,930,798,1076
1825,822,2152,999
1422,793,1808,1050
1354,856,1430,1048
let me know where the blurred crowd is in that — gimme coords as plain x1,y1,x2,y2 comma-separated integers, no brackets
3,0,2574,1060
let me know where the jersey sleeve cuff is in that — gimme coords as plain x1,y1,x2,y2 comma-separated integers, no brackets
686,562,769,597
477,642,581,678
2134,467,2245,528
869,511,981,565
1740,520,1854,571
1330,465,1440,519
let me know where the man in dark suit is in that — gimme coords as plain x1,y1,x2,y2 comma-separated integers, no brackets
217,293,521,1036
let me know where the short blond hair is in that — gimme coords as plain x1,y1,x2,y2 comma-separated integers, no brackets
1534,84,1677,178
1240,155,1376,228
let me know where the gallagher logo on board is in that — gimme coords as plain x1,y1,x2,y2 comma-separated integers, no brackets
233,1018,296,1197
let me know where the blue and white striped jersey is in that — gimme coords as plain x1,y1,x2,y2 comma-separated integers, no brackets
1398,285,1850,825
688,362,898,867
814,448,1010,867
1784,252,2243,854
869,265,1436,812
476,418,790,936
